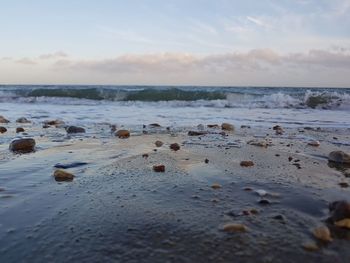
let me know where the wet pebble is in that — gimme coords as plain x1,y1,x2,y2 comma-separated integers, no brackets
155,140,163,147
211,183,222,189
328,151,350,164
313,226,332,242
0,126,7,133
222,223,248,232
240,160,254,167
115,129,130,138
170,143,180,151
53,169,74,182
153,165,165,172
9,138,36,153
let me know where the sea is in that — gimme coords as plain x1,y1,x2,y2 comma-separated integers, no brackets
0,85,350,128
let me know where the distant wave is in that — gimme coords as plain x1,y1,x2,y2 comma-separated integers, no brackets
0,86,349,110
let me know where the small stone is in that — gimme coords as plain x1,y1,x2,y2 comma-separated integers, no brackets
153,165,165,172
16,127,25,133
9,138,36,153
149,123,161,128
308,140,320,147
44,119,65,127
155,140,163,147
339,182,349,188
258,199,271,205
240,161,254,167
53,169,74,182
188,131,208,136
66,126,86,134
288,156,293,162
328,151,350,164
170,143,180,151
302,242,319,252
312,226,332,242
273,125,283,130
335,218,350,229
142,154,149,158
221,123,234,131
204,158,209,164
16,117,31,123
329,201,350,222
211,183,222,189
115,130,130,138
207,124,219,128
272,214,285,221
250,209,259,215
0,126,7,133
42,124,50,129
222,223,248,232
247,140,268,148
0,116,10,123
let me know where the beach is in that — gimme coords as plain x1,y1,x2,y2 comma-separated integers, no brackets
1,102,350,262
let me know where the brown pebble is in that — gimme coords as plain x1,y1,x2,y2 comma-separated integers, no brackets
313,226,332,242
0,126,7,133
16,127,25,133
142,153,149,158
211,183,222,189
153,165,165,172
155,140,163,147
222,223,248,232
53,169,74,182
240,161,254,167
115,129,130,139
170,143,180,151
302,242,319,252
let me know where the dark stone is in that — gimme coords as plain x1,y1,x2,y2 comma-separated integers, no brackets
66,126,86,134
9,138,36,153
170,143,180,151
0,126,7,133
153,165,165,172
328,201,350,222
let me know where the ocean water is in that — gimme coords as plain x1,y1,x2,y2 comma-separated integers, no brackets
0,85,349,128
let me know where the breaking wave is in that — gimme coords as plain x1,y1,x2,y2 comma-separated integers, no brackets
0,85,349,110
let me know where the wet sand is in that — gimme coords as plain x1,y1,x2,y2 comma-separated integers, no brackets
0,121,350,262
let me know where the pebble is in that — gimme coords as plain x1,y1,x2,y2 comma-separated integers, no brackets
258,199,271,205
308,140,320,147
16,127,25,133
335,218,350,229
142,154,149,158
53,169,74,182
221,123,234,131
240,161,254,167
204,158,209,164
328,151,350,164
188,131,208,136
66,126,86,134
115,130,130,138
329,200,350,222
0,126,7,133
9,138,36,153
170,143,180,151
207,124,219,128
149,123,161,128
211,183,222,189
302,242,319,252
312,226,332,242
0,116,10,123
255,189,267,197
153,165,165,172
222,223,248,232
16,117,31,123
155,140,163,147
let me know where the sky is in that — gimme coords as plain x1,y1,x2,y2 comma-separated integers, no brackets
0,0,350,87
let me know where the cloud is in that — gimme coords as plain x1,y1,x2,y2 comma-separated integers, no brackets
51,48,350,74
15,58,37,65
1,48,349,87
39,51,68,60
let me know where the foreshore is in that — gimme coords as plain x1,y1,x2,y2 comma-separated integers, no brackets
0,116,350,262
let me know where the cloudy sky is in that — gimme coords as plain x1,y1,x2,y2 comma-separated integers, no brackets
0,0,349,87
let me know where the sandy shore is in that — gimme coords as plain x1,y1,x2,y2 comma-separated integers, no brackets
0,119,350,262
